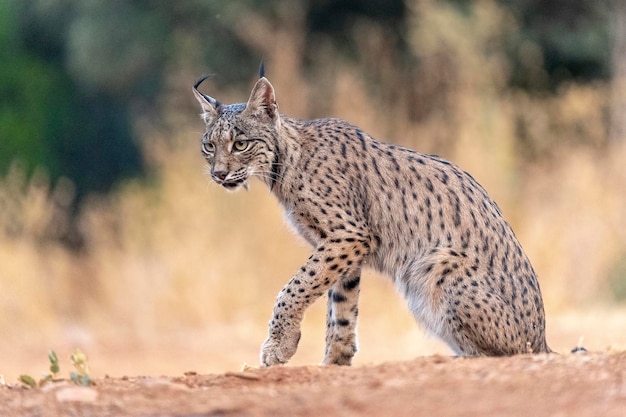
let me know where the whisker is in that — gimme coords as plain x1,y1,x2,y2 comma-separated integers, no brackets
252,171,288,187
249,166,289,181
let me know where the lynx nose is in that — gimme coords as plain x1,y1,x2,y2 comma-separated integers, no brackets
212,170,229,181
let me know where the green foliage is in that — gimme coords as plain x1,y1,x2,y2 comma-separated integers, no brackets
0,50,72,182
0,1,142,197
1,0,614,199
17,349,92,388
66,1,167,97
502,0,612,89
18,374,37,388
48,350,60,375
0,1,60,179
69,348,92,387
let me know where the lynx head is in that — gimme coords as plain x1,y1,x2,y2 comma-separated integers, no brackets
193,74,281,192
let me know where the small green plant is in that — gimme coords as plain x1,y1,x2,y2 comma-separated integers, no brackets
69,348,92,387
17,374,37,388
49,350,60,374
18,349,92,388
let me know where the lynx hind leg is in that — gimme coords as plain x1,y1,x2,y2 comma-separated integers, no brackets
323,273,361,365
406,248,549,356
442,286,521,356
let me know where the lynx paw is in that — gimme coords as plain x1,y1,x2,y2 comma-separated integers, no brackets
322,341,357,366
260,330,301,367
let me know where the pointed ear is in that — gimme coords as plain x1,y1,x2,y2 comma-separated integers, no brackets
193,75,221,123
244,77,278,120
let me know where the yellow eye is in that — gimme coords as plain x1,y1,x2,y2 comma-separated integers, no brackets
233,140,248,152
202,142,215,154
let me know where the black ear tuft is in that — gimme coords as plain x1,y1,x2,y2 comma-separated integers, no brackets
194,74,222,107
259,61,266,79
193,74,221,121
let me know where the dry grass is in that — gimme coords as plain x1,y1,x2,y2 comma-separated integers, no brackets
1,0,625,381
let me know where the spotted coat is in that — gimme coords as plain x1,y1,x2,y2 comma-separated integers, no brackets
193,75,551,367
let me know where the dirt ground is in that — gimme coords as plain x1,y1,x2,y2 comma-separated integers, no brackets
1,351,624,417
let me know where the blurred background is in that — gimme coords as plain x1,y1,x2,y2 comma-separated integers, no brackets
1,0,625,380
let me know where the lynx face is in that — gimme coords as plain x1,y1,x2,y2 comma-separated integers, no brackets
194,76,281,192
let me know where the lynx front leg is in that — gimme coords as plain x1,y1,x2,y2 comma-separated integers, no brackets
324,272,361,365
260,238,369,367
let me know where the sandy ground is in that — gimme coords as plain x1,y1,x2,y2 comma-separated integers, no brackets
2,308,625,416
1,351,625,417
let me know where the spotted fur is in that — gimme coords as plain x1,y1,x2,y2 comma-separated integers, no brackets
193,75,551,367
